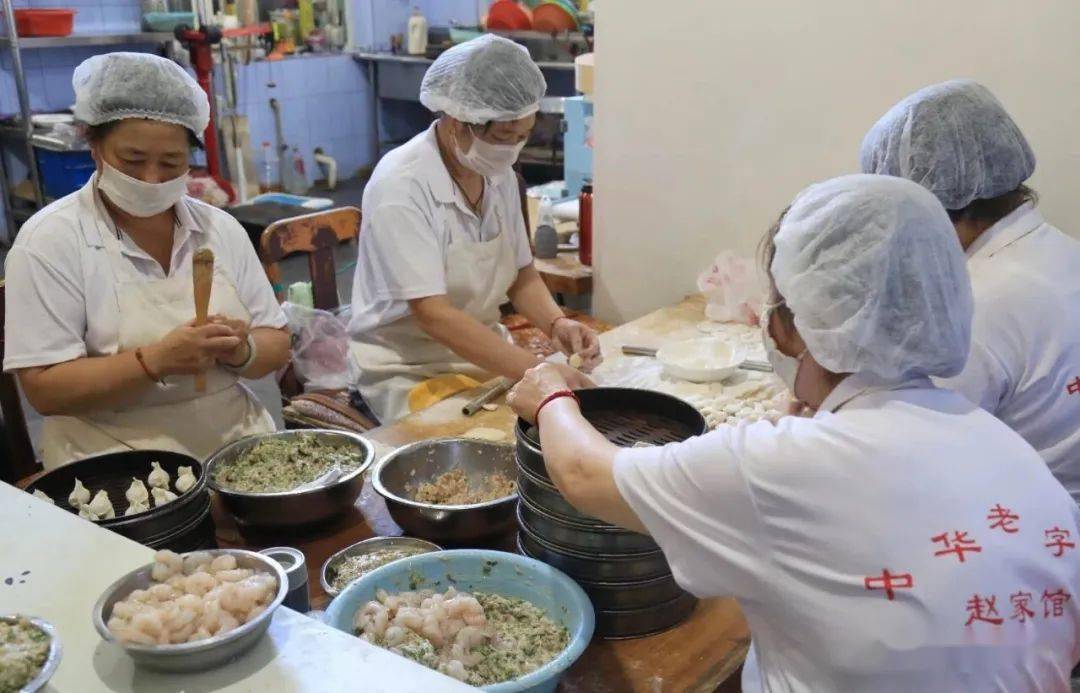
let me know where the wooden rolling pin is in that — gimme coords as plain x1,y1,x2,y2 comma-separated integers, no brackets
192,248,215,392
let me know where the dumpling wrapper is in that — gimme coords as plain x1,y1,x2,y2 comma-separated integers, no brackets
69,478,90,508
175,472,196,494
147,461,170,489
126,478,149,504
125,501,149,517
88,489,114,518
151,487,178,507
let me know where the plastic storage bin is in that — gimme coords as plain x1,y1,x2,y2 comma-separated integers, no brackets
35,148,95,200
14,9,75,37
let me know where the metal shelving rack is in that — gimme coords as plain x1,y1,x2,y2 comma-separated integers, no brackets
0,0,172,242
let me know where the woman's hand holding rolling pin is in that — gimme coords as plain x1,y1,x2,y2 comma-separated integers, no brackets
142,320,241,377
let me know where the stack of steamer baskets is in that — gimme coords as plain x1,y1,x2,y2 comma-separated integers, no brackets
515,387,708,638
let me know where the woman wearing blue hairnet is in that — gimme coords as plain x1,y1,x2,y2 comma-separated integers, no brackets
347,35,598,424
2,52,290,469
861,80,1080,505
508,175,1080,691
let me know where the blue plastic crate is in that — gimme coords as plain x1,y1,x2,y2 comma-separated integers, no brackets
34,147,96,200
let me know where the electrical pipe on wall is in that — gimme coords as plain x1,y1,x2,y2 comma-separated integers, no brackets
313,148,338,190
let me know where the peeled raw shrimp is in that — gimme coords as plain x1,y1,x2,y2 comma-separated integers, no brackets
441,659,468,681
210,554,238,573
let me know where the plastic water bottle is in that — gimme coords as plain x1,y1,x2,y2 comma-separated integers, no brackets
534,196,559,259
259,141,279,193
285,147,310,195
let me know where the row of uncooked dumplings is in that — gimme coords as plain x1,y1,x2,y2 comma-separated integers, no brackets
107,550,277,646
31,461,197,520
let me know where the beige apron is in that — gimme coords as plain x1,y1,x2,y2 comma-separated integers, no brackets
350,203,518,423
40,196,275,470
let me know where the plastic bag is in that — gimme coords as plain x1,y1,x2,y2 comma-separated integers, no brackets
282,301,351,392
697,251,764,326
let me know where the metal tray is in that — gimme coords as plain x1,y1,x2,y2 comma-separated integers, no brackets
517,497,658,554
517,529,672,582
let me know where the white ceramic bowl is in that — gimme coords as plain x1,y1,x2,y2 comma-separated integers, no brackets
656,338,747,383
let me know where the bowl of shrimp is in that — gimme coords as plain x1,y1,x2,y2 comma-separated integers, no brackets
324,549,594,692
91,549,288,672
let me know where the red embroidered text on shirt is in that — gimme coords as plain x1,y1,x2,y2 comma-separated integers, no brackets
1042,589,1072,618
1066,376,1080,396
1009,591,1035,622
965,594,1004,626
1044,527,1076,557
987,504,1020,534
932,531,983,562
864,569,914,601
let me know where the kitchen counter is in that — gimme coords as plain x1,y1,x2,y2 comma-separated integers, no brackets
0,483,473,693
216,294,749,693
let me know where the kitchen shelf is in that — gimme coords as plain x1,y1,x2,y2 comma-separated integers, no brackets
0,32,172,49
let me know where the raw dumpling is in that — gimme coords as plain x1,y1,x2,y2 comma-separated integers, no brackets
69,478,90,508
126,478,149,505
569,353,584,369
125,501,149,517
175,467,196,494
88,489,114,519
147,461,170,489
78,505,95,520
31,489,55,505
151,487,178,507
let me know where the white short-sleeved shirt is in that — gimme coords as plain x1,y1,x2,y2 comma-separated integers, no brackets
615,373,1080,692
347,122,533,337
3,181,287,371
936,203,1080,504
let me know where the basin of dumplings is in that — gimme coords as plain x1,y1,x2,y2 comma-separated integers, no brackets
656,338,747,383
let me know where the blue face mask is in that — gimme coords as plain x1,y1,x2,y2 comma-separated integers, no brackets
761,300,807,398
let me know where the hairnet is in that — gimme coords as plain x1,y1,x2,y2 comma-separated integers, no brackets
772,174,973,380
419,34,546,123
859,80,1035,210
72,52,209,140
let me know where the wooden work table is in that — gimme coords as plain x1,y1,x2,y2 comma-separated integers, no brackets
534,251,592,296
218,294,750,692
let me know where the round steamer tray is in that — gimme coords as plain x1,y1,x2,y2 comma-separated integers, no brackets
515,387,707,480
25,450,214,552
516,460,609,527
593,591,699,640
575,572,686,611
517,496,658,554
517,529,672,582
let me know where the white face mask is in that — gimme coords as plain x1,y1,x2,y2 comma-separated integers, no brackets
761,301,807,398
97,160,188,218
455,129,525,177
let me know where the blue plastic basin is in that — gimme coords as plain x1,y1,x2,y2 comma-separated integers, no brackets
325,549,595,693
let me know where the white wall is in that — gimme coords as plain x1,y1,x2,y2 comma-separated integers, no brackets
592,1,1080,323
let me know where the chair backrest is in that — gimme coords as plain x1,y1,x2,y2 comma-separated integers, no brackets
0,281,40,483
260,206,361,311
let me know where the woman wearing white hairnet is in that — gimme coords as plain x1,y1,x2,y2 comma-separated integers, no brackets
3,53,289,469
508,175,1080,691
347,35,598,424
861,80,1080,505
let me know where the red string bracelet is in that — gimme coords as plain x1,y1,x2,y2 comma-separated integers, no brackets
535,389,579,424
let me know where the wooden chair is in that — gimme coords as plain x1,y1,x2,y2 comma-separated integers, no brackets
0,280,41,484
260,207,378,433
261,206,360,311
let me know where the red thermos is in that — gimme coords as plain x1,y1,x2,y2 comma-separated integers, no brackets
578,182,593,266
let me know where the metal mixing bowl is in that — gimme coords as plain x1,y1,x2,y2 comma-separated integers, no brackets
0,615,61,692
320,536,442,598
205,430,374,527
372,438,518,545
92,549,288,673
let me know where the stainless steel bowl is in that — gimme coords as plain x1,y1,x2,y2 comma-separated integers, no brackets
320,536,442,598
92,549,288,672
205,430,374,527
372,438,518,545
0,615,61,692
518,497,658,553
